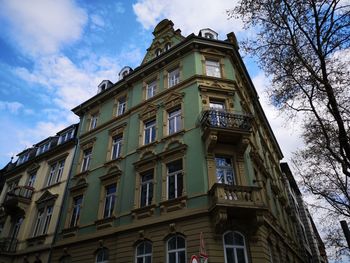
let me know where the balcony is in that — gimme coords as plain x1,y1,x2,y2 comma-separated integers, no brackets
3,186,34,217
209,183,267,228
200,110,252,151
0,237,18,253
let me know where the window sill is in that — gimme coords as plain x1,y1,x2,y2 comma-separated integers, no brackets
160,196,187,213
26,234,47,247
132,204,156,220
41,181,61,191
138,141,158,151
161,130,185,142
95,216,115,230
61,226,79,238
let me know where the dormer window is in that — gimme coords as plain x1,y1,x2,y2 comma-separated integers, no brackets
17,153,30,166
97,80,112,94
164,43,171,51
58,128,75,144
155,48,162,57
36,142,51,156
199,28,218,40
118,66,133,80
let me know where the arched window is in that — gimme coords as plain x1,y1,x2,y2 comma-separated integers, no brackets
223,231,248,263
96,248,109,263
167,235,186,263
155,48,162,57
165,42,171,51
136,241,152,263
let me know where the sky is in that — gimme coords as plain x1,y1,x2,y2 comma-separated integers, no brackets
0,0,304,168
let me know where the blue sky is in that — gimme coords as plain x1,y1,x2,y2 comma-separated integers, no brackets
0,0,303,168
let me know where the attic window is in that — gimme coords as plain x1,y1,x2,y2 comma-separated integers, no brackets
165,43,171,51
156,48,162,57
205,33,214,39
119,66,133,80
100,84,106,91
17,153,30,165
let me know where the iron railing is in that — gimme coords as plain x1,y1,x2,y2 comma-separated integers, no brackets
200,110,252,131
6,185,34,201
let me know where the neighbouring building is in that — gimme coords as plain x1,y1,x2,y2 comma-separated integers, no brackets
0,124,78,263
281,163,328,263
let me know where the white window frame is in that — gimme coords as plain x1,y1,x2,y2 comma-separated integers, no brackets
223,231,248,263
215,156,235,185
47,159,65,186
205,59,221,78
167,160,183,200
70,195,83,228
81,148,92,172
32,205,53,237
167,235,186,263
168,68,180,88
168,108,182,135
111,135,123,160
103,184,116,218
136,241,152,263
144,119,156,145
117,97,126,116
58,128,75,144
90,114,98,130
146,80,157,99
140,170,153,207
36,142,51,156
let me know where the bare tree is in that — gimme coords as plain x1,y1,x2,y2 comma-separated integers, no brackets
229,0,350,255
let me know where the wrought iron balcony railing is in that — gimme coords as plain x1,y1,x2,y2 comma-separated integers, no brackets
0,237,18,253
200,110,252,131
5,185,34,201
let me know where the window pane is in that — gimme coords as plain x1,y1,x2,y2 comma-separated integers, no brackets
168,252,176,263
145,242,152,253
167,160,182,173
145,256,152,263
168,175,175,199
234,233,244,246
137,242,144,255
177,236,185,248
237,248,246,263
178,251,186,263
177,173,183,198
226,248,235,263
224,232,234,245
168,237,176,250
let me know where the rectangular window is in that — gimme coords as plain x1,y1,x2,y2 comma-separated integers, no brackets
32,206,53,237
17,153,29,166
70,195,83,228
89,114,98,130
168,108,182,135
209,100,226,127
111,135,122,160
58,128,75,144
81,148,92,172
206,59,221,78
140,170,154,207
215,156,235,185
144,119,156,145
167,160,183,199
103,184,116,218
27,172,36,187
117,97,126,116
168,68,180,88
36,142,51,156
46,159,65,186
146,80,157,99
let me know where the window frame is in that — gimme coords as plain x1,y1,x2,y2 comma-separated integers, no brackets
167,107,182,135
166,159,183,200
168,67,180,88
81,148,92,172
69,195,83,228
111,135,123,160
135,241,152,263
205,59,221,78
144,119,156,145
96,247,109,263
117,96,127,116
103,184,117,218
46,159,65,186
215,156,235,185
167,235,186,263
146,79,157,100
89,113,98,130
32,205,53,237
140,169,154,208
223,231,248,263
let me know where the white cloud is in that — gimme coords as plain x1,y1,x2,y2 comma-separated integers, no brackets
0,0,88,55
133,0,243,37
14,53,120,111
0,101,23,114
251,72,304,162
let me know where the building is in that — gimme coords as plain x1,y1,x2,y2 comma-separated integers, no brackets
281,163,328,263
41,19,328,263
0,124,78,263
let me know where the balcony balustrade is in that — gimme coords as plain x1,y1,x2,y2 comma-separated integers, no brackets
209,183,265,209
5,185,34,201
3,186,34,217
200,110,252,151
